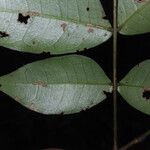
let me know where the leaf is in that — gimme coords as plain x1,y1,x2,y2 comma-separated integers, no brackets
0,0,112,54
118,0,150,35
118,60,150,115
0,55,112,115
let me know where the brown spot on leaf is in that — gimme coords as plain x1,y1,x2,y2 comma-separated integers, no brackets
143,88,150,100
61,23,67,32
33,81,47,87
22,11,40,17
88,28,94,33
87,23,93,27
0,31,9,38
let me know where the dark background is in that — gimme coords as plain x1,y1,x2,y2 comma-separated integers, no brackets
0,0,150,150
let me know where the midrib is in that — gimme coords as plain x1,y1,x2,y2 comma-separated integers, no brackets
0,82,112,86
0,8,112,31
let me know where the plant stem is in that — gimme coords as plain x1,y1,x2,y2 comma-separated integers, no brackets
113,0,118,150
119,130,150,150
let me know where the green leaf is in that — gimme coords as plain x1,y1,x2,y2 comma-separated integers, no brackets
0,55,112,115
118,60,150,115
118,0,150,35
0,0,112,54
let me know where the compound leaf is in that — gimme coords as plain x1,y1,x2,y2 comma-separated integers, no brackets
118,0,150,35
118,60,150,115
0,55,112,115
0,0,112,54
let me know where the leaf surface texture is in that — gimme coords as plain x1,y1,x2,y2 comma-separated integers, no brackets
118,60,150,115
118,0,150,35
0,55,112,114
0,0,112,54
